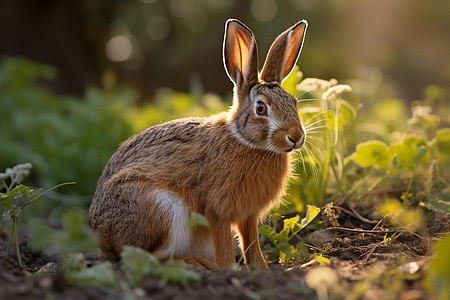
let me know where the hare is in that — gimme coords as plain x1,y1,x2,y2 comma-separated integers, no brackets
89,19,308,270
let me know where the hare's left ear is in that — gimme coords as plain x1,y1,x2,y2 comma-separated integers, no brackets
260,20,308,83
223,19,259,94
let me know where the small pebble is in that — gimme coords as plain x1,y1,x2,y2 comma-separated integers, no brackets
304,229,335,247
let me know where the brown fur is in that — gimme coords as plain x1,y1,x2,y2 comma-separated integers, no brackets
89,19,308,269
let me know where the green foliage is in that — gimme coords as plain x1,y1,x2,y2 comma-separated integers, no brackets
259,205,320,265
66,259,116,287
29,208,98,259
187,211,209,229
0,57,134,200
1,55,449,297
121,246,201,288
280,64,450,217
0,163,74,267
383,233,397,245
419,197,450,213
0,57,227,208
352,140,393,169
121,245,160,286
425,234,450,300
284,74,356,208
390,137,428,172
436,128,450,167
29,213,201,289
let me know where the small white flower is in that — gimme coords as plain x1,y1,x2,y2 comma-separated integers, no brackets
297,78,338,95
322,84,352,101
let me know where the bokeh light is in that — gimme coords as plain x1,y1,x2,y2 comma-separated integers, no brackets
250,0,278,22
105,35,133,62
148,16,171,41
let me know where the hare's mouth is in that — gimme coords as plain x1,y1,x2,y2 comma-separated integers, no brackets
285,147,295,153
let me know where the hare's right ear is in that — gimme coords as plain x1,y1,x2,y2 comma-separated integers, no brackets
223,19,259,94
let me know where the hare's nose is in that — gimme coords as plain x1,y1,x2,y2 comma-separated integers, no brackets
286,127,305,149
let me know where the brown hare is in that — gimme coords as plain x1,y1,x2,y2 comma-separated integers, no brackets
89,19,308,270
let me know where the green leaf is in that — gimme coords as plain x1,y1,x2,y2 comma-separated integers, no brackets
283,215,300,231
314,254,330,264
0,184,41,211
0,192,14,209
187,212,209,229
436,128,450,154
67,261,116,287
62,210,98,254
259,225,278,244
390,137,428,171
352,140,394,169
158,260,201,288
298,205,321,230
425,234,450,300
28,209,98,257
280,215,300,241
338,100,356,126
278,242,309,265
121,245,160,286
122,246,201,288
419,197,450,213
279,249,287,265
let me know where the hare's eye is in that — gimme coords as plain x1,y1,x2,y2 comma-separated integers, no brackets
255,101,268,116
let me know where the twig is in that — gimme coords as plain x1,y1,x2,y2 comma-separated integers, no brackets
362,241,384,262
300,257,319,269
334,205,378,224
326,227,401,234
371,216,387,231
348,205,379,224
363,230,405,261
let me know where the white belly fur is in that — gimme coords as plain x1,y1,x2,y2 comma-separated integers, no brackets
152,188,214,260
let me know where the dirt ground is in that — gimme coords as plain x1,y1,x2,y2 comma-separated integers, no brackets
1,203,449,300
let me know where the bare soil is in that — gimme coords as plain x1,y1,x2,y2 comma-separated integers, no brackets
1,203,448,300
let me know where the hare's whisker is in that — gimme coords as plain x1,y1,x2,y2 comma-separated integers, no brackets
297,98,319,103
295,89,314,99
306,110,332,122
305,119,328,130
298,149,307,179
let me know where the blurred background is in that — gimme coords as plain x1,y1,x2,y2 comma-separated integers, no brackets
0,0,449,210
1,0,449,100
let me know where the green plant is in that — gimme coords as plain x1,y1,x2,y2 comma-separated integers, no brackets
0,57,135,201
121,246,201,288
0,163,74,267
29,211,201,289
281,66,449,217
349,108,450,212
187,211,209,229
29,208,98,261
0,56,227,210
65,257,116,288
282,69,356,210
425,234,450,300
259,205,321,265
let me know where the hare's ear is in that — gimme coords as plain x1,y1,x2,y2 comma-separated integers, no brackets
260,20,307,83
223,19,259,93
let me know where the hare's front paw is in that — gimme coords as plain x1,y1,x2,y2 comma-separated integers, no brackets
183,256,217,270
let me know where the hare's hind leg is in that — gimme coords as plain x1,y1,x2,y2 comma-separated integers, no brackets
93,179,216,265
91,181,174,260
